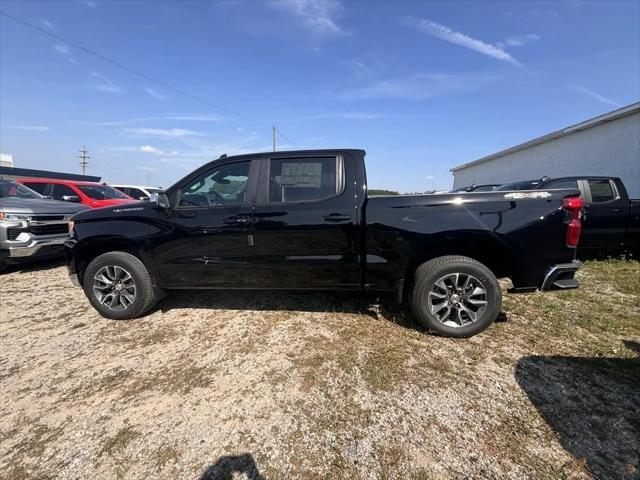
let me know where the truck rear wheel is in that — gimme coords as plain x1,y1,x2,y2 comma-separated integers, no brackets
410,256,501,338
83,251,158,320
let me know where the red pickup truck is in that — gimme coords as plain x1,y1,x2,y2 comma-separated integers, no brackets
18,178,138,209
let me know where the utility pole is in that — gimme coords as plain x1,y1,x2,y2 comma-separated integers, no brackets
272,126,276,152
78,146,90,175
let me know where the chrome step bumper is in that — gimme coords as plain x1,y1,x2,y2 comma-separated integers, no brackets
540,260,581,291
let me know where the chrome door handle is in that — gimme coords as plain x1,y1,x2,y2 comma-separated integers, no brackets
323,213,351,223
223,216,250,225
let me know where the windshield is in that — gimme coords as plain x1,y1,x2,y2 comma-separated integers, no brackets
495,180,541,191
78,184,130,200
0,179,43,199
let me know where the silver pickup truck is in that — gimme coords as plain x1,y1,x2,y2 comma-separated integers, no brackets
0,179,87,272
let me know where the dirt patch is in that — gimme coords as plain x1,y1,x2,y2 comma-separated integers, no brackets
0,258,638,479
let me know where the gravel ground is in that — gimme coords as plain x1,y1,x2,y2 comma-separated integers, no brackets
0,258,638,480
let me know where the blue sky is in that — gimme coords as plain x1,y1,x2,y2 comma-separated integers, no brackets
1,0,638,191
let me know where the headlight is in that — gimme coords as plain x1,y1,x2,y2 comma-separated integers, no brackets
68,220,75,234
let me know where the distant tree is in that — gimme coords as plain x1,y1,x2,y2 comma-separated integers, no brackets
368,189,400,196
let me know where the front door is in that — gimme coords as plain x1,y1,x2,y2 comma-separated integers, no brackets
250,154,361,288
152,159,257,287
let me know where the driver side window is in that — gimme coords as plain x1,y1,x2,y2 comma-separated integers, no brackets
179,161,251,207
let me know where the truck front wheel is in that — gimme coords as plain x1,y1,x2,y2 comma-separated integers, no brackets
410,256,501,338
83,251,158,320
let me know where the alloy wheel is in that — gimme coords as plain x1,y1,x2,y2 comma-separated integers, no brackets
427,272,488,327
93,265,136,311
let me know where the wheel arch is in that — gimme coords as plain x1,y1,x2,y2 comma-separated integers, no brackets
73,238,145,287
401,236,517,300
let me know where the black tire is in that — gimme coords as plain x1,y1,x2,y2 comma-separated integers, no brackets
83,251,157,320
410,255,501,338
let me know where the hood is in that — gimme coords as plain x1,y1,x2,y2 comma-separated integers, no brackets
85,198,140,208
0,197,89,215
73,200,149,221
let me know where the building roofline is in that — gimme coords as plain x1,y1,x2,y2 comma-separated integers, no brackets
0,166,101,182
450,102,640,172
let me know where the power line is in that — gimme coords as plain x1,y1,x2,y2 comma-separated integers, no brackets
277,128,296,148
78,145,90,174
0,9,297,145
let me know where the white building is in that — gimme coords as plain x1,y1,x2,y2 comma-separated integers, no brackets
0,153,14,167
451,102,640,198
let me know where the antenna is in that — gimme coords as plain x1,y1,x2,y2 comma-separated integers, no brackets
272,126,276,152
78,146,90,175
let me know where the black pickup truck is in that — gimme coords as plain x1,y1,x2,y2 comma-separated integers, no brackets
496,176,640,252
65,149,584,337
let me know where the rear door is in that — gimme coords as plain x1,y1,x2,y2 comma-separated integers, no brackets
250,154,361,288
151,159,258,287
22,181,51,197
581,178,628,248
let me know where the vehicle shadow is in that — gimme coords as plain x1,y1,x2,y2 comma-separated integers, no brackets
2,257,65,274
200,453,264,480
515,344,640,480
157,289,510,335
158,288,408,323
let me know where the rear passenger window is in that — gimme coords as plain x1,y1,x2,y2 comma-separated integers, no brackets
23,182,48,195
588,180,615,203
546,179,579,190
128,188,146,199
268,156,344,203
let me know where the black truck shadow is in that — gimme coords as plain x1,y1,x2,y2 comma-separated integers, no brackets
157,290,509,334
515,347,640,480
200,453,264,480
2,257,65,274
158,289,417,325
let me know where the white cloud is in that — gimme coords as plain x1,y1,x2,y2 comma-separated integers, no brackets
41,19,55,31
85,114,220,126
139,145,163,154
145,88,167,100
499,33,540,48
53,44,78,64
570,85,621,107
138,166,157,172
124,128,204,138
401,17,521,66
339,73,496,100
268,0,345,36
91,72,124,93
4,125,50,131
425,175,435,180
53,44,70,55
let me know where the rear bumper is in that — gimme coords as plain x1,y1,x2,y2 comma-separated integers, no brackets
540,260,581,291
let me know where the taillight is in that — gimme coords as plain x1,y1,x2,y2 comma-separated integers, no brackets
563,197,583,247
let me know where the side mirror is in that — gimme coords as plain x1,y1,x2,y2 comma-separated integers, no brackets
150,192,170,209
140,196,149,201
62,195,82,203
